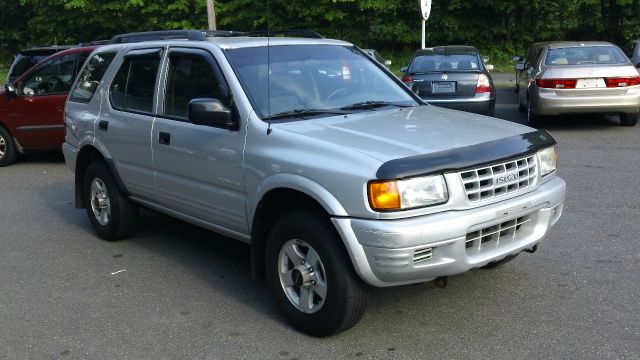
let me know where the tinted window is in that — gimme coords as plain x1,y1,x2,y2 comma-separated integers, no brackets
69,52,116,103
19,54,78,96
110,56,160,113
409,54,480,72
544,46,628,66
8,54,50,82
164,53,224,118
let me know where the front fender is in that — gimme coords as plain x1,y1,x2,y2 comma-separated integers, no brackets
247,173,349,227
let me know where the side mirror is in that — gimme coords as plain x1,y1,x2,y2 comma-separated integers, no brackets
486,64,494,71
4,83,17,96
188,98,238,130
515,63,525,71
512,56,522,62
400,66,408,73
384,60,392,67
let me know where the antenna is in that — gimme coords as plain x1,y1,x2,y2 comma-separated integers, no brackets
266,0,273,135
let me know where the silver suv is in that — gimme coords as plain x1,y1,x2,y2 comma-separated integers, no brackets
63,30,566,336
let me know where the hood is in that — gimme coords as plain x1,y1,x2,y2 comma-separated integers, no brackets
276,105,533,163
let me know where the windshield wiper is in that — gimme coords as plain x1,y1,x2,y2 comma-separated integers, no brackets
340,101,410,111
263,108,347,121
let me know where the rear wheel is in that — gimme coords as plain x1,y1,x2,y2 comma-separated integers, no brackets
0,126,17,167
620,113,638,126
265,210,367,337
83,161,138,241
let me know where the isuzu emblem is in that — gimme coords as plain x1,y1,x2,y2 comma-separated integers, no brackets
496,171,519,184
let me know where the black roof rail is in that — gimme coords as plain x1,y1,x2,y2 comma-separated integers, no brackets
246,29,324,39
109,30,210,44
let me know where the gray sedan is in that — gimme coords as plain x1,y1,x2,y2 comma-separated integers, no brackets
401,46,496,116
517,41,640,126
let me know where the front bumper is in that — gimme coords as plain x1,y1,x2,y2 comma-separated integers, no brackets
62,142,79,172
332,176,566,287
532,86,640,115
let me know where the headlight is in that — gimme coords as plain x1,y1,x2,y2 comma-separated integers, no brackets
368,175,448,211
537,146,557,176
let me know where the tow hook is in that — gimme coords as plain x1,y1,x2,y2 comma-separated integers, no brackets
524,244,538,253
433,277,448,289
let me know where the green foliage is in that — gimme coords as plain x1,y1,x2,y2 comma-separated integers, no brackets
2,0,640,68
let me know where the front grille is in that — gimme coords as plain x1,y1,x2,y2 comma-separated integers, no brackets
466,215,530,253
460,155,537,202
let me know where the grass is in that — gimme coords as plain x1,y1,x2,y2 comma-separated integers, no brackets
0,65,7,84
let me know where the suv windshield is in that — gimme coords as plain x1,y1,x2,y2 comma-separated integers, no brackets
544,46,628,66
225,45,417,120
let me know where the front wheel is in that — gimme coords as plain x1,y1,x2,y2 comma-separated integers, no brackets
0,126,17,167
265,210,367,337
83,161,138,241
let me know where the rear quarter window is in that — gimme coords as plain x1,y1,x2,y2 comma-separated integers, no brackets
69,52,116,103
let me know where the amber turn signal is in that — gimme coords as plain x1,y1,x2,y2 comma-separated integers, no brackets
368,180,401,211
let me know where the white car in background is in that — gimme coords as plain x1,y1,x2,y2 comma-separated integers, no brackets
516,41,640,126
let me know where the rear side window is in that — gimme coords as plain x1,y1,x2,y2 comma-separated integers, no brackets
69,52,116,103
110,54,161,114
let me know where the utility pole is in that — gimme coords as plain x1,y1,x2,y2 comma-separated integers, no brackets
206,0,217,31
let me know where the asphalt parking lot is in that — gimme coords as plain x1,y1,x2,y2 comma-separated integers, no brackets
1,89,639,360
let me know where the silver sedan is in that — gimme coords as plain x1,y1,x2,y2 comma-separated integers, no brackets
516,41,640,126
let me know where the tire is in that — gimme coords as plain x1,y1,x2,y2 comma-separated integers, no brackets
518,103,526,113
485,103,496,117
0,126,17,167
265,210,367,337
526,98,540,127
83,161,138,241
620,113,638,126
481,253,519,269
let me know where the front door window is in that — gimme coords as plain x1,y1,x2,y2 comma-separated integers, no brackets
19,54,78,96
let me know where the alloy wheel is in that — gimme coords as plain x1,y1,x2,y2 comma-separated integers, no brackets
278,239,328,314
90,178,111,226
0,134,5,159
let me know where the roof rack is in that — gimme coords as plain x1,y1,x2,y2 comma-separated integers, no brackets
109,30,249,43
109,29,324,44
246,29,324,39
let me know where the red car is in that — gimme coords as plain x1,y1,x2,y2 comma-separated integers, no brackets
0,46,97,166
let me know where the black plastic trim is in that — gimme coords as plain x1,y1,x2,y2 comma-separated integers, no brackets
375,130,557,179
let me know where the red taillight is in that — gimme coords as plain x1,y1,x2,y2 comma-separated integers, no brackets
402,75,413,84
536,79,577,89
604,76,640,87
476,74,491,93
